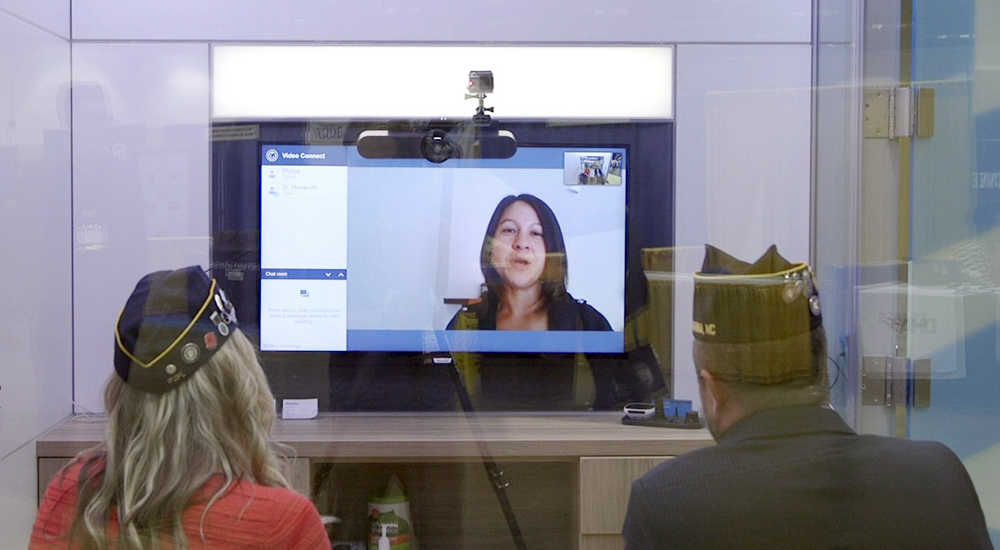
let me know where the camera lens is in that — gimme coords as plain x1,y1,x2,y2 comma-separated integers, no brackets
420,129,460,163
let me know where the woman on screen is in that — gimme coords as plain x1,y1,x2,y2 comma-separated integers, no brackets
31,267,327,550
447,194,611,331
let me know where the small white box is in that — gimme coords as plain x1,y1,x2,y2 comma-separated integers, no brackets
281,398,319,420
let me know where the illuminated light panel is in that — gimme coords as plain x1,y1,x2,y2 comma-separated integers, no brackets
212,45,673,120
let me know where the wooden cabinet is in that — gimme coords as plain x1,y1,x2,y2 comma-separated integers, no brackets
311,459,578,549
579,457,670,550
37,414,711,549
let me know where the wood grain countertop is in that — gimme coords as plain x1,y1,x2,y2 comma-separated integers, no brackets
37,412,714,461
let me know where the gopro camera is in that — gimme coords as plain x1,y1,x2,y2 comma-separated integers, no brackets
467,71,494,95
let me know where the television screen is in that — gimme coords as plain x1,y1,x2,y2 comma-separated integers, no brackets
258,143,626,354
212,120,673,410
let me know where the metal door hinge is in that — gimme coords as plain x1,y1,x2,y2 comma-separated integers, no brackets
862,356,931,407
863,87,935,139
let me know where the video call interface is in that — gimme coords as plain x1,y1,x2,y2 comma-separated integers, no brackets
259,143,627,354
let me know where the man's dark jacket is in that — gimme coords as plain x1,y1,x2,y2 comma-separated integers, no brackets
623,405,994,549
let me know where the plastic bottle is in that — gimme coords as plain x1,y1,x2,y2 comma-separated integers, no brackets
378,523,390,550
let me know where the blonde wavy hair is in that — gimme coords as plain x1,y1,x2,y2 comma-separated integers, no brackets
68,329,290,550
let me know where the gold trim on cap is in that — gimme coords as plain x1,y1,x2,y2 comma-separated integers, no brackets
692,262,809,282
114,279,219,370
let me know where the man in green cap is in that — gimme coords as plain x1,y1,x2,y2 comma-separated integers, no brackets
622,245,993,549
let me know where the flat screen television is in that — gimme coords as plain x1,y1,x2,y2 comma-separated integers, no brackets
212,120,673,411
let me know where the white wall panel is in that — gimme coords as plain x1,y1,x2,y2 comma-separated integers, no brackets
674,44,813,408
819,0,855,44
72,43,211,413
0,12,71,549
815,46,859,268
0,0,69,38
0,12,72,462
815,40,860,359
72,0,810,43
0,445,41,549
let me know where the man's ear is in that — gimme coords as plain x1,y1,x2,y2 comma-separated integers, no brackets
699,369,730,412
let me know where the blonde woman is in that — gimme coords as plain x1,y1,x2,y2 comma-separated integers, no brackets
31,267,328,549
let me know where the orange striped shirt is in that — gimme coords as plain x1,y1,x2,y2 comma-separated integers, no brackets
30,460,329,550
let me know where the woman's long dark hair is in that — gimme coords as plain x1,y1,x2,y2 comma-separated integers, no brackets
479,194,568,309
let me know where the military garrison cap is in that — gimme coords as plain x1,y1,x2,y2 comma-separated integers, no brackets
114,266,238,393
692,245,823,383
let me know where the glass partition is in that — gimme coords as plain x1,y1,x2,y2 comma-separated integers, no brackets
11,0,1000,548
904,0,1000,542
7,2,815,544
